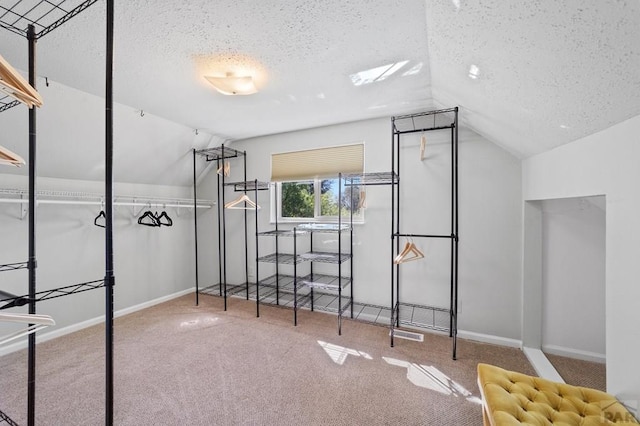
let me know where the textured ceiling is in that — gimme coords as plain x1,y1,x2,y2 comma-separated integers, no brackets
425,0,640,158
0,0,433,143
0,0,639,187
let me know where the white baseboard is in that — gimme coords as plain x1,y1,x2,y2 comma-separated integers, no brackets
542,344,606,364
457,329,522,348
113,287,194,319
523,346,565,382
0,287,194,357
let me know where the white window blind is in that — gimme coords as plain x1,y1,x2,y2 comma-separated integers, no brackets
271,143,364,182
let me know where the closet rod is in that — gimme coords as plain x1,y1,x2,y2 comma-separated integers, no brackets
394,124,454,135
393,107,458,119
394,233,454,239
0,189,212,202
0,198,213,208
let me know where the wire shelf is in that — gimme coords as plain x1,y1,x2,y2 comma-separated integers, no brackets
198,284,222,297
257,274,306,292
301,273,351,290
0,261,28,272
0,278,105,310
300,251,351,264
0,0,98,39
259,289,311,308
297,223,351,233
224,180,270,192
198,283,264,299
343,172,398,186
351,302,391,326
347,301,453,333
199,281,312,307
392,108,457,134
195,146,244,161
302,291,352,315
392,302,451,332
257,275,311,306
258,229,309,237
0,409,18,426
257,252,311,264
0,95,21,113
248,251,350,265
199,282,358,326
199,288,449,333
224,283,250,297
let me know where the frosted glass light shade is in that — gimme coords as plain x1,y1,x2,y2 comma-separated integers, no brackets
205,75,257,95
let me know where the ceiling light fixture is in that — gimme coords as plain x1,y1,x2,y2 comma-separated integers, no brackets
205,72,257,95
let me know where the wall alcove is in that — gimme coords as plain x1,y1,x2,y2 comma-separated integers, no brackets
523,195,606,382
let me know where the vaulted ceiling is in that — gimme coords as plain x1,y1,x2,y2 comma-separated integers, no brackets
424,0,640,157
1,0,639,184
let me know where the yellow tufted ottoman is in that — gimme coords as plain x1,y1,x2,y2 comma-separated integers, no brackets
477,363,638,425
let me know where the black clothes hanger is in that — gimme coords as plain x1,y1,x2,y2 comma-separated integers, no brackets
138,210,160,227
94,210,106,228
156,211,173,227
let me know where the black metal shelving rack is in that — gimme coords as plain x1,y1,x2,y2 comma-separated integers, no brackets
193,145,245,308
223,179,269,316
192,146,270,312
256,173,354,334
342,171,398,327
390,107,459,360
0,1,115,425
256,226,311,326
299,221,353,335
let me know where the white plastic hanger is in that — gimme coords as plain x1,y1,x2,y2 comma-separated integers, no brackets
394,238,424,264
0,144,25,167
224,194,260,210
0,312,55,346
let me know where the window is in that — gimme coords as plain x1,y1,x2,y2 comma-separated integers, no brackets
271,143,365,222
281,181,314,219
277,178,363,222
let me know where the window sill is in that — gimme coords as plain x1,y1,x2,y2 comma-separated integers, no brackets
271,218,365,226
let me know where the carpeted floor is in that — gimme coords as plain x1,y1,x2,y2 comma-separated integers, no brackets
546,353,606,392
0,294,601,425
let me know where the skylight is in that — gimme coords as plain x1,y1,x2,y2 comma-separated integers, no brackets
468,64,480,79
402,62,423,76
350,60,409,86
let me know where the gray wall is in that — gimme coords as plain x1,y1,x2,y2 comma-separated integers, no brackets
541,196,606,361
0,174,199,351
523,113,640,398
219,117,523,340
0,76,220,353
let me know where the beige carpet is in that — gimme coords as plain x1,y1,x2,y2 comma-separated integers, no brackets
546,353,606,392
0,294,538,425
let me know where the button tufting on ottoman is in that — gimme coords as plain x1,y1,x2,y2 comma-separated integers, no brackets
477,363,638,425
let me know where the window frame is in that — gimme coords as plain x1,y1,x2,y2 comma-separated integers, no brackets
271,177,364,224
